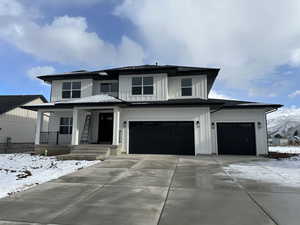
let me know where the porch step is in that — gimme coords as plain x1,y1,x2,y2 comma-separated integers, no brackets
57,153,106,161
72,145,111,151
57,144,112,161
71,149,109,154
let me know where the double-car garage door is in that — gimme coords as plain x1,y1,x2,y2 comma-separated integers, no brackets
129,121,195,155
128,121,257,156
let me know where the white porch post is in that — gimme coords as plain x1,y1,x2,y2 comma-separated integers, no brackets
35,111,44,145
113,107,120,145
71,109,79,145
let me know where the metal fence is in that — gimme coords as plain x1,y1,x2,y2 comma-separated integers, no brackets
40,132,71,145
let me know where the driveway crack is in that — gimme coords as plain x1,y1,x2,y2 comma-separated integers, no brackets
215,157,280,225
156,157,178,225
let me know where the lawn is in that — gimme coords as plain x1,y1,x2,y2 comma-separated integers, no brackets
0,154,99,199
223,155,300,187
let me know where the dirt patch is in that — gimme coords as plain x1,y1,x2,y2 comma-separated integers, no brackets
267,152,299,159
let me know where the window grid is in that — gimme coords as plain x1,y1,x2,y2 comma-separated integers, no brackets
132,77,154,95
181,78,193,96
62,82,81,99
59,117,73,134
100,82,118,94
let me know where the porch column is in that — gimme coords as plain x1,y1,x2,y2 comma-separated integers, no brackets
71,109,79,145
113,107,120,145
35,111,44,145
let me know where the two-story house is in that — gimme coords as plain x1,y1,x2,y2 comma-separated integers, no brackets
25,65,282,158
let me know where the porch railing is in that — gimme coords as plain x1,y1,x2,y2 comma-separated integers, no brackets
40,132,71,145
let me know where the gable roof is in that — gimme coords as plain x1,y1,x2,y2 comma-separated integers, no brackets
0,95,47,115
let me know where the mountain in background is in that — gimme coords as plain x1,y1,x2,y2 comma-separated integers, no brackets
267,107,300,138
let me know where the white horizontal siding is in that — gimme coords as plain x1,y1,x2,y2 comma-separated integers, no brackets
0,98,48,143
168,75,207,99
51,79,93,102
119,74,168,101
211,109,268,155
120,107,212,155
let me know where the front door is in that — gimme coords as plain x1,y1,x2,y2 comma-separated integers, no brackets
98,113,113,144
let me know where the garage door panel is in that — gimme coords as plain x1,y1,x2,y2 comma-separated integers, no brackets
217,123,256,155
129,121,195,155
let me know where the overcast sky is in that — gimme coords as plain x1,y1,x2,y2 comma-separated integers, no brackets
0,0,300,107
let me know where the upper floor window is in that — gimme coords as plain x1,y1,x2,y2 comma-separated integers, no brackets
59,117,73,134
62,81,81,99
181,78,192,96
132,77,153,95
100,82,118,95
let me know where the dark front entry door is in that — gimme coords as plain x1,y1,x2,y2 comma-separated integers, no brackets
129,121,195,155
217,123,256,155
98,113,113,144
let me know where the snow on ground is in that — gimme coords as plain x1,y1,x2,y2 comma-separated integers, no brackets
269,146,300,154
0,154,99,199
223,156,300,187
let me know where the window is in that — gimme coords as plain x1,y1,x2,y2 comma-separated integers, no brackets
62,81,81,99
181,78,192,96
132,77,153,95
100,82,118,94
59,117,73,134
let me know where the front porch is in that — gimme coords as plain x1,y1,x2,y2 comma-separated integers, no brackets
34,106,122,157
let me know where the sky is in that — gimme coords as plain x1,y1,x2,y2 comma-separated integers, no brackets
0,0,300,108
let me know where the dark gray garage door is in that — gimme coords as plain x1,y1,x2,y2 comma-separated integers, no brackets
129,121,195,155
217,123,256,155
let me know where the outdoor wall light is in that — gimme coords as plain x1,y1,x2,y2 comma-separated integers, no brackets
123,121,127,128
211,122,215,129
257,121,262,129
196,121,200,128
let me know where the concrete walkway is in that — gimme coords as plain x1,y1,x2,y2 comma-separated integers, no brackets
0,155,299,225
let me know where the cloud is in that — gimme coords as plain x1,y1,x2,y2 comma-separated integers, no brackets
289,90,300,98
208,90,231,99
115,0,300,95
0,0,145,68
34,0,112,6
27,66,56,79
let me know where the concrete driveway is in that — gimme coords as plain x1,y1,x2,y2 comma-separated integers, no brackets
0,155,299,225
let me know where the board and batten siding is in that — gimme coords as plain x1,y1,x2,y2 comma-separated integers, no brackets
120,107,212,155
0,98,48,143
211,109,268,155
168,75,207,99
118,74,168,101
51,79,93,102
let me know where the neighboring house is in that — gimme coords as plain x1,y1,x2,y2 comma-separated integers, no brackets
0,95,47,153
25,65,282,156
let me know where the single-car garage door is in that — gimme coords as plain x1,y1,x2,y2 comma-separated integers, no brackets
129,121,195,155
217,123,256,155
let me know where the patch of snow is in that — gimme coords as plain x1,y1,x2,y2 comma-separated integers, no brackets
0,154,99,199
269,146,300,154
223,157,300,187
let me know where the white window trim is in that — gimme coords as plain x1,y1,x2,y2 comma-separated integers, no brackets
62,81,82,99
131,76,154,96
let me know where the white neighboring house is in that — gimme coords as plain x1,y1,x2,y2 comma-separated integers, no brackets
25,65,282,156
0,95,48,153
